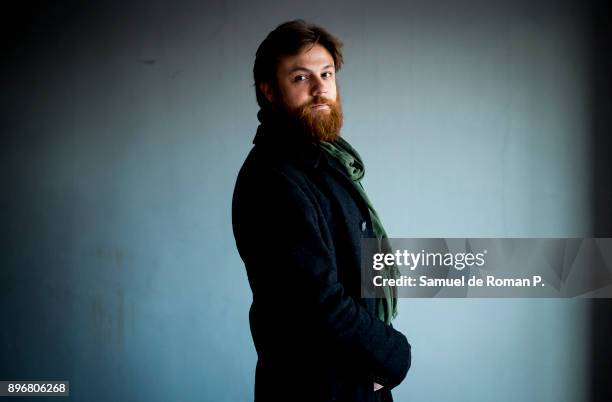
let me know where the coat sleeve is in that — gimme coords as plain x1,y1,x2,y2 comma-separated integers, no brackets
233,165,411,389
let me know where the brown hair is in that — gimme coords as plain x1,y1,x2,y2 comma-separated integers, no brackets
253,20,343,110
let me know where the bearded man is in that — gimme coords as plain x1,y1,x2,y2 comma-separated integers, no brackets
232,20,411,402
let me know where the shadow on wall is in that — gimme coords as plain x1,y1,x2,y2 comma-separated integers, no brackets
589,1,612,401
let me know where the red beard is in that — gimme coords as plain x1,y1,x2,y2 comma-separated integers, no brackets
287,94,343,142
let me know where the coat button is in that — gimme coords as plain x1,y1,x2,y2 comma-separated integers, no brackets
361,221,367,232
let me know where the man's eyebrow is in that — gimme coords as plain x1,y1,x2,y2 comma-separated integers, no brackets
288,64,335,74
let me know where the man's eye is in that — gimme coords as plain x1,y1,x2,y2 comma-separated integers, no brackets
322,71,334,78
293,75,307,82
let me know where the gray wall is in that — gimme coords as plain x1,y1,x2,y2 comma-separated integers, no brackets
1,0,597,401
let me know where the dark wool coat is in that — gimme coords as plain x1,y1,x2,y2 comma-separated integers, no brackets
232,119,411,402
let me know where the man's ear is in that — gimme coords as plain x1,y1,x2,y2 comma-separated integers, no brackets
259,82,274,103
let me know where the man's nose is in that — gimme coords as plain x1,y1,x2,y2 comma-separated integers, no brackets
311,76,327,96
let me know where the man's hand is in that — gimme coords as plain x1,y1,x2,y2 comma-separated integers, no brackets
374,382,384,391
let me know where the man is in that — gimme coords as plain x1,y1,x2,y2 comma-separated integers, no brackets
232,20,411,402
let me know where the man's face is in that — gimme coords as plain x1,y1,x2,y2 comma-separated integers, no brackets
260,43,343,141
275,43,337,111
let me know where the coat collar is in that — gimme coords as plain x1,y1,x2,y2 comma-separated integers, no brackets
251,110,359,185
252,113,324,169
252,112,371,217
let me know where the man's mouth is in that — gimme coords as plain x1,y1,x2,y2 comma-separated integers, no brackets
311,103,330,110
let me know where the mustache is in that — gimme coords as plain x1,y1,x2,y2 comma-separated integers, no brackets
308,96,335,107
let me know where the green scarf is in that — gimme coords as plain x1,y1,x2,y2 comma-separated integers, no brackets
318,138,399,325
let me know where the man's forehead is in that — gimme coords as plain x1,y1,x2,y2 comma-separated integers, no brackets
278,44,335,72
